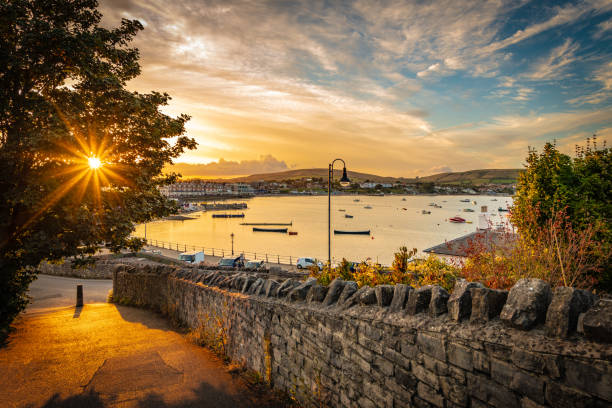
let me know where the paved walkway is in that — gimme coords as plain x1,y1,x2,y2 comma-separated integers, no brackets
0,277,286,408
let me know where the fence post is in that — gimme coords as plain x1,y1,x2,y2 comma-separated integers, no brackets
184,244,187,252
222,249,224,257
289,256,292,265
254,253,257,260
212,248,215,256
176,243,179,251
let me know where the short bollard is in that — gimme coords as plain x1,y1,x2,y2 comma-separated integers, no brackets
76,285,83,307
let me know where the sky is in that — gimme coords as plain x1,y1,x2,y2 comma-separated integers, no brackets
100,0,612,177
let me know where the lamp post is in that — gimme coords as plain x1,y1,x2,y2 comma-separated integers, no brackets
231,232,235,255
328,159,351,265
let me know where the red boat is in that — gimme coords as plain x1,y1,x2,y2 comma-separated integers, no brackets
449,216,466,223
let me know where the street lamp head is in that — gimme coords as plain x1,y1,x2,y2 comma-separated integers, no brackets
339,166,351,187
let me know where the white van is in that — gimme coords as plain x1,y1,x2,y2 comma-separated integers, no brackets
296,257,323,270
179,251,204,264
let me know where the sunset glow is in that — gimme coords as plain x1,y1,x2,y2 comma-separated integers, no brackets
98,0,612,177
88,156,102,170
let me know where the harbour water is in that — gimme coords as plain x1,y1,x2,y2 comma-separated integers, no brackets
133,195,512,265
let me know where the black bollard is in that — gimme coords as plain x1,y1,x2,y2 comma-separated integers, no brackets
76,285,83,307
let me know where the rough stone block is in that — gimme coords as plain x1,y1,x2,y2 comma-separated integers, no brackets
447,342,473,371
322,278,346,306
500,279,552,330
468,373,519,408
263,279,279,297
389,284,413,313
545,380,605,408
470,287,508,323
336,281,359,306
407,285,433,315
564,358,612,402
358,286,377,306
375,285,395,307
440,376,468,406
581,298,612,343
545,286,596,338
287,277,317,301
511,348,544,374
276,278,299,298
305,284,328,303
510,370,545,405
417,332,446,362
429,285,450,316
247,278,264,295
417,381,444,408
448,279,484,321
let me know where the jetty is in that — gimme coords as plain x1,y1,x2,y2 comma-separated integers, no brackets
212,213,245,218
253,227,288,233
240,222,293,226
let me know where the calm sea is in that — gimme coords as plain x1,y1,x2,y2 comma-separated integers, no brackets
133,195,512,265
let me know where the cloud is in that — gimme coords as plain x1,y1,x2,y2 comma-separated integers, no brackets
567,61,612,105
169,155,289,177
95,0,612,176
429,165,453,174
525,38,580,80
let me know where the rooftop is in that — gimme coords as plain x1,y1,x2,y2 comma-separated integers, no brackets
423,229,515,257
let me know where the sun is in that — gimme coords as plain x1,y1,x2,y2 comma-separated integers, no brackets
88,156,102,170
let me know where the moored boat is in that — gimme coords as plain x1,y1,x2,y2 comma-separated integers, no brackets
449,216,466,223
463,208,475,212
459,199,470,202
422,210,431,214
334,230,370,235
212,213,245,218
288,231,298,235
345,214,354,218
364,205,372,209
498,207,509,212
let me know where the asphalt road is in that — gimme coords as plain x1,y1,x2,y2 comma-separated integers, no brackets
27,274,113,312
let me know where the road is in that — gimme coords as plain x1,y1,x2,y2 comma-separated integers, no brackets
27,274,113,313
141,244,299,272
0,275,286,408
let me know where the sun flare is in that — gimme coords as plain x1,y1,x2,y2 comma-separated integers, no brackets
88,156,102,170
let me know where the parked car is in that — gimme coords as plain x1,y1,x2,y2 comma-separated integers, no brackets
296,257,323,270
244,259,265,270
218,255,244,268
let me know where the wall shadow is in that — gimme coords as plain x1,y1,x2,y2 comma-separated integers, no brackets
113,304,173,331
36,381,290,408
38,390,104,408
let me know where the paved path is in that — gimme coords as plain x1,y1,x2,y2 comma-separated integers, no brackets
0,276,285,408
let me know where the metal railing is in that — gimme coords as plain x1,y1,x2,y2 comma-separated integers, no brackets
140,238,300,266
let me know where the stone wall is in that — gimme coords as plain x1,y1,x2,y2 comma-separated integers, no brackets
38,258,118,279
113,265,612,408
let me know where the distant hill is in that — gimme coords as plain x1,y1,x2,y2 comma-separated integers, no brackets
218,168,521,185
416,169,521,185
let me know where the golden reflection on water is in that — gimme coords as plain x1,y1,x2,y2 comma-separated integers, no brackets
134,195,512,264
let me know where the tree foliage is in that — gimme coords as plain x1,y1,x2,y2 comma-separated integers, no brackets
0,0,196,340
510,138,611,290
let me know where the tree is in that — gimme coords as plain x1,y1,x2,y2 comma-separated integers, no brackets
0,0,196,340
510,139,611,290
